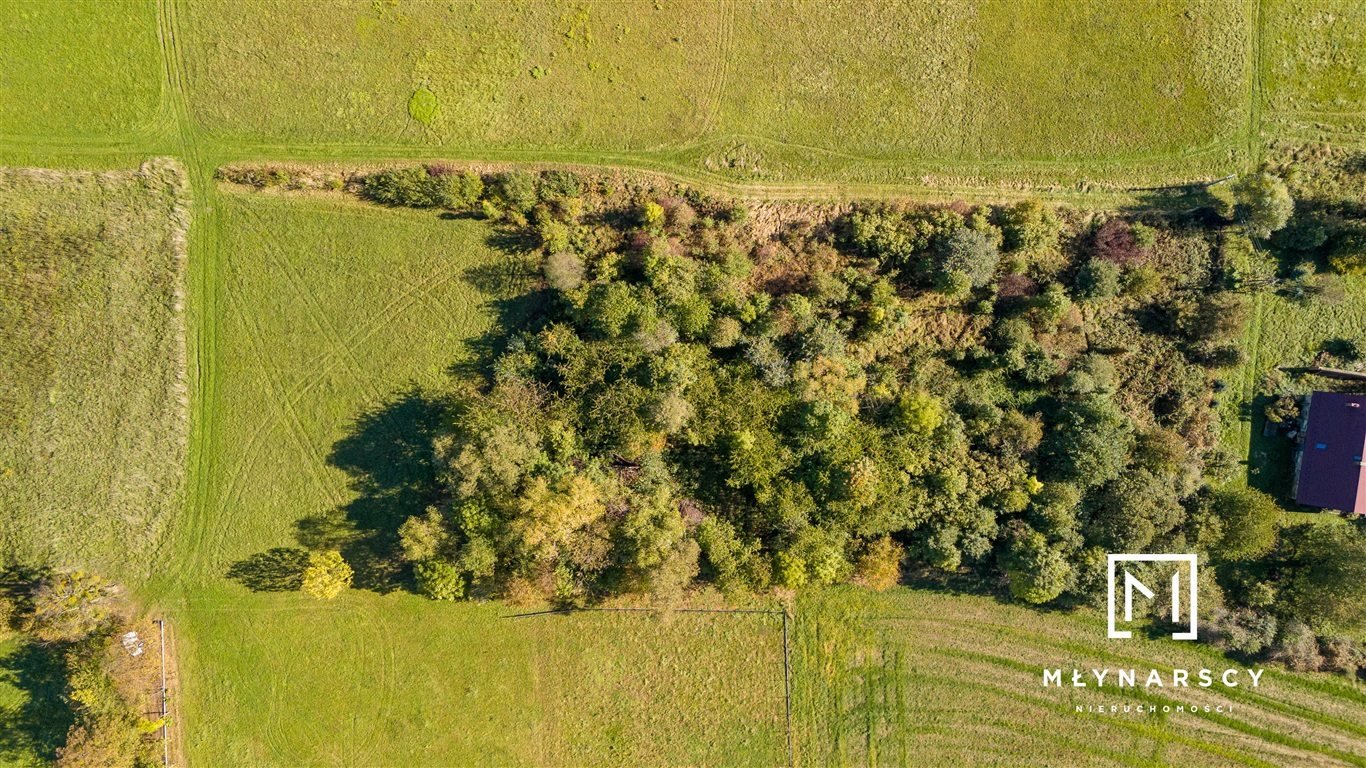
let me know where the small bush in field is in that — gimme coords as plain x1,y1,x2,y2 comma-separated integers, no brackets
301,551,353,600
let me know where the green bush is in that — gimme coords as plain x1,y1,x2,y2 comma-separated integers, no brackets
999,199,1061,254
1073,260,1121,300
1042,395,1133,488
584,282,639,337
1001,523,1070,604
361,166,485,210
488,171,540,213
1327,226,1366,274
1208,487,1279,561
415,559,466,601
1231,172,1294,239
539,170,583,200
430,170,484,208
362,167,440,207
709,316,742,348
936,227,999,288
1219,230,1275,289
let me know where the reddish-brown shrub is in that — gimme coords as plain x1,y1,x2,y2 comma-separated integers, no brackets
1092,218,1144,266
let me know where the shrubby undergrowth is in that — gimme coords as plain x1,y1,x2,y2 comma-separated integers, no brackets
0,571,164,767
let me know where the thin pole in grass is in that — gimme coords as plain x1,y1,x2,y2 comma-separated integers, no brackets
781,608,793,768
156,618,169,767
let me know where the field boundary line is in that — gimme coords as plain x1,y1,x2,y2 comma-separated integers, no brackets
155,618,168,766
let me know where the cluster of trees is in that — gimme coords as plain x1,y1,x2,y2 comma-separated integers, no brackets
322,163,1363,673
0,571,163,767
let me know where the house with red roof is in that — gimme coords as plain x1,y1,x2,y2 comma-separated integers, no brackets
1293,391,1366,515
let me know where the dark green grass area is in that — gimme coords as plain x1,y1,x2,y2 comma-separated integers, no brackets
0,162,188,582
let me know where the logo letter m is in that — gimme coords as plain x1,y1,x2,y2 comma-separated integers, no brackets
1107,554,1198,640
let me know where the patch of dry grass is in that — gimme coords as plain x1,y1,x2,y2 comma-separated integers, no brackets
0,160,189,581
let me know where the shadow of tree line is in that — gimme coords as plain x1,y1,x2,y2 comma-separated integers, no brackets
227,228,552,596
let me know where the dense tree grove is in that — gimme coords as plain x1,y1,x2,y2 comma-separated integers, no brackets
227,158,1366,675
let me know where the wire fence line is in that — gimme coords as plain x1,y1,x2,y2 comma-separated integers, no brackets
156,618,170,767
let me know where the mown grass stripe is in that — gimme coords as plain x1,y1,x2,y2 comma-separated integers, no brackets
916,642,1364,768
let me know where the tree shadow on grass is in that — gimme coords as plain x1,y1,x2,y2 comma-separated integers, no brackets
1120,181,1231,222
1243,393,1295,499
227,230,548,596
0,642,74,763
320,385,448,593
224,387,448,595
225,547,309,592
453,248,552,382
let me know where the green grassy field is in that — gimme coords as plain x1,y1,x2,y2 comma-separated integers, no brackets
0,0,163,140
175,0,1252,186
0,162,188,583
1263,0,1366,141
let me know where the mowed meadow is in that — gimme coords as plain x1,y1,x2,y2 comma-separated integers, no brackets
0,0,163,141
177,0,1259,185
794,589,1366,768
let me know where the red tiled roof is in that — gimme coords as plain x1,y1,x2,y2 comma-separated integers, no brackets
1295,391,1366,514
